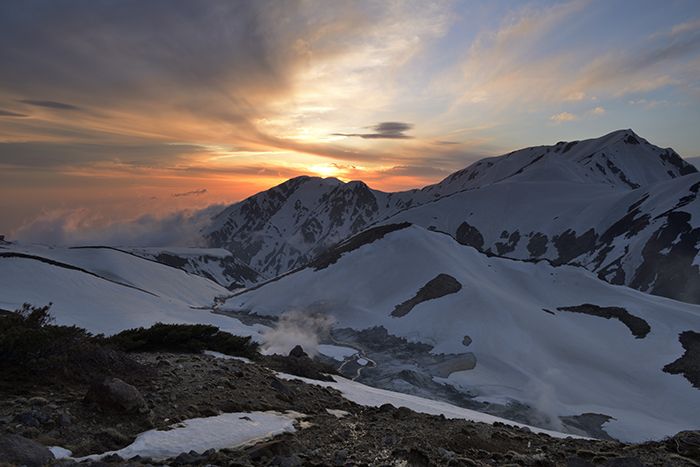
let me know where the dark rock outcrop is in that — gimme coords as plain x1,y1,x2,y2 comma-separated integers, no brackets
391,274,463,318
556,304,651,339
0,434,54,467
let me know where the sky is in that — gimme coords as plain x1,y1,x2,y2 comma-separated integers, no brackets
1,0,700,243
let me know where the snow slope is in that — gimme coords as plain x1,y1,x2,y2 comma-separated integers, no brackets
220,224,700,442
382,165,700,304
0,243,262,337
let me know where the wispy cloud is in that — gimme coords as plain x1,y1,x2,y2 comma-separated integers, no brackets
586,107,605,116
447,2,700,112
550,112,577,124
12,205,224,247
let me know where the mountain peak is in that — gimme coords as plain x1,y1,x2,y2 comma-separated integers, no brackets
427,129,696,196
557,129,697,188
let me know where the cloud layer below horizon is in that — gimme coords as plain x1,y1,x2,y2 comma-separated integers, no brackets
1,0,699,241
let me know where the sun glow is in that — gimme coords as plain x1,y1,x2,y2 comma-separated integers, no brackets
307,163,348,179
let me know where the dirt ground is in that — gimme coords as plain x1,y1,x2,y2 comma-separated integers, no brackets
1,351,699,467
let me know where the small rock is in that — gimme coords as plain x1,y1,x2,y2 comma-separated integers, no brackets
336,449,348,461
83,376,148,413
245,440,288,460
281,455,302,467
567,458,594,467
449,457,479,467
173,450,198,465
28,397,48,407
100,453,125,463
0,415,14,425
52,461,78,467
35,413,50,424
59,412,72,427
270,378,292,398
17,412,40,428
602,458,645,467
378,403,396,413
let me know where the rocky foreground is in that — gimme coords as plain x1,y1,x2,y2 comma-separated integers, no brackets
1,351,699,467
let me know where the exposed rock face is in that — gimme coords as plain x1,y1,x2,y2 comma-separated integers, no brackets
391,273,463,317
556,304,651,339
663,331,700,388
456,221,485,251
0,434,54,467
83,376,148,413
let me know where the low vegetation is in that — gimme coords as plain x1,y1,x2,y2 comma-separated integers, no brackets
103,322,259,358
0,303,259,391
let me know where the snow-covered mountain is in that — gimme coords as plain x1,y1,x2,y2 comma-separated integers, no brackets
380,130,700,303
203,177,427,278
219,223,700,442
205,129,700,305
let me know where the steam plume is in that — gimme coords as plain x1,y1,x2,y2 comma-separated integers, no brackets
261,310,335,357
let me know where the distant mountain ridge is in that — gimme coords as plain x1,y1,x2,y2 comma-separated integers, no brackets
204,129,700,304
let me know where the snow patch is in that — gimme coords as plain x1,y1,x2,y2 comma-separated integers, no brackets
76,412,301,461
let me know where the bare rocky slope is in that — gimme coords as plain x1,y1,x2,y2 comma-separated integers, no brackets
1,351,700,467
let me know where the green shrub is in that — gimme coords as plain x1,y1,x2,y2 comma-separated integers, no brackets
104,322,259,358
0,303,148,388
0,303,91,371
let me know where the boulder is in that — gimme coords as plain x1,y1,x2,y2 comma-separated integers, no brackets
83,376,148,413
289,345,308,358
0,434,55,467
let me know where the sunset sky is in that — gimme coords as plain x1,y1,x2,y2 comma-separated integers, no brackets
2,1,700,244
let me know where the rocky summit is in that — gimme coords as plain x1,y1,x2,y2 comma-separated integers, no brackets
1,351,700,467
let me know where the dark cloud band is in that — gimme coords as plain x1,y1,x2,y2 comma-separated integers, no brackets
172,189,208,197
333,121,415,139
0,109,28,117
18,100,80,110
